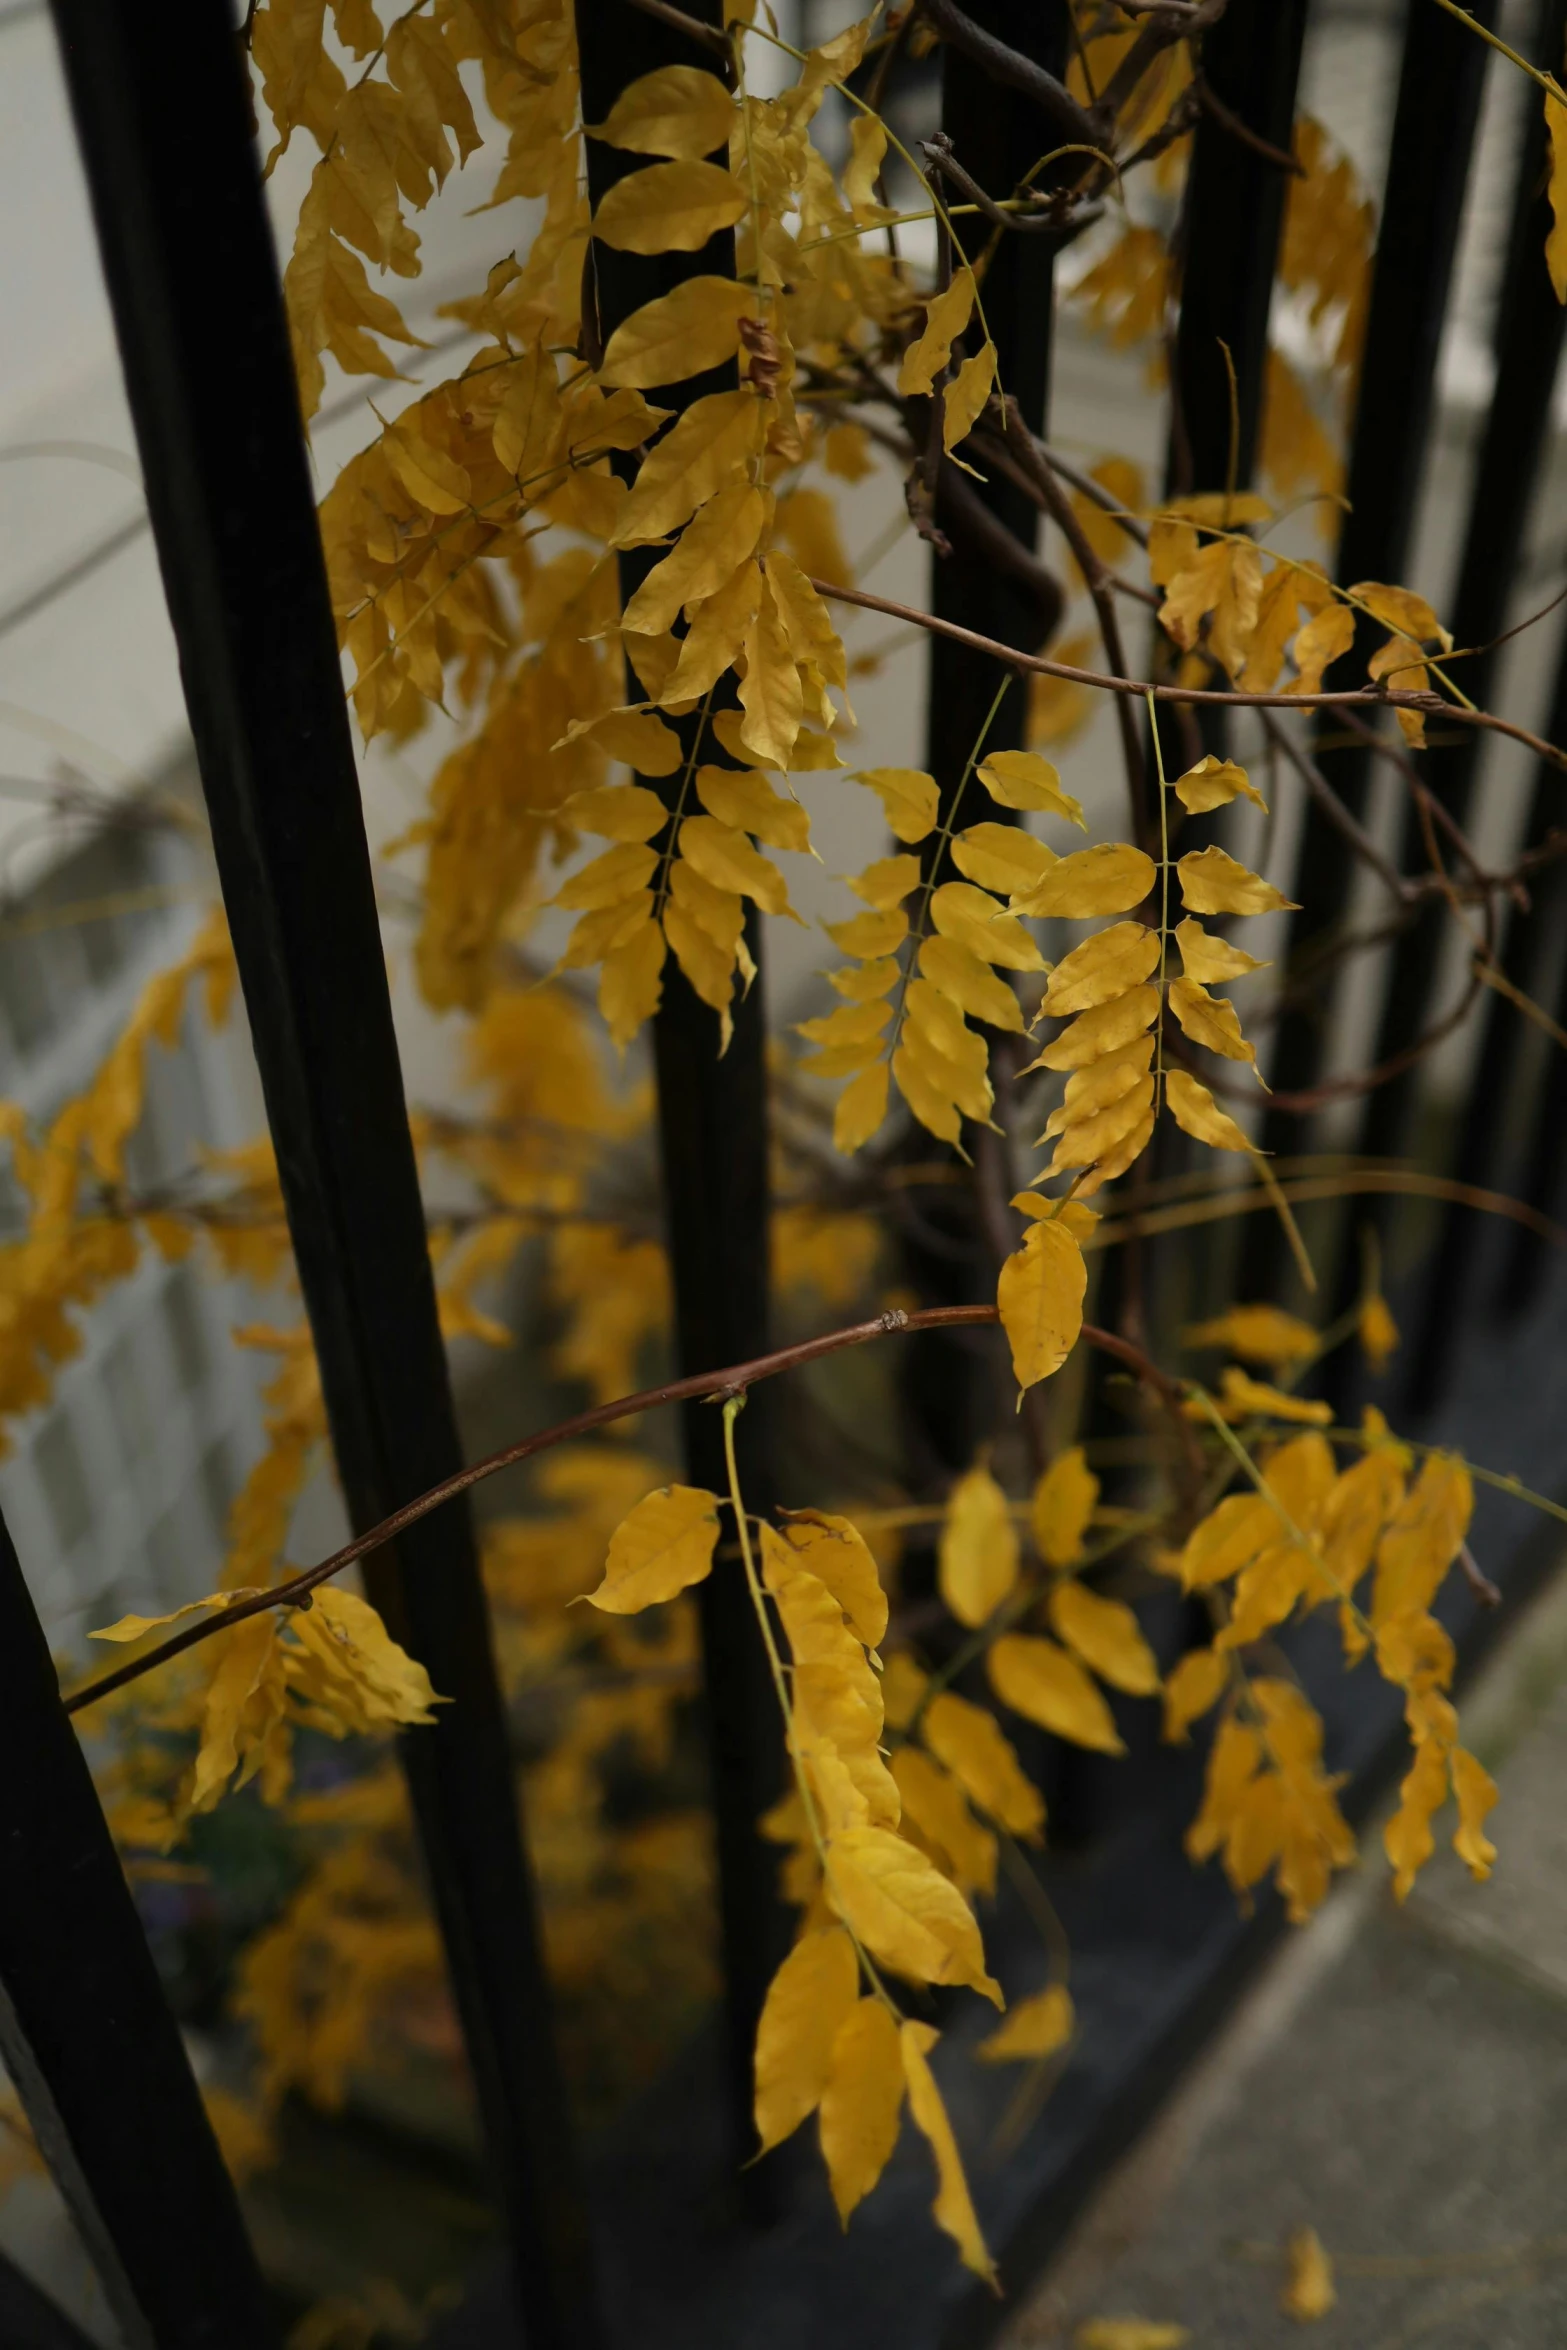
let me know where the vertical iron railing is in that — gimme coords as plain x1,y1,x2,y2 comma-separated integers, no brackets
1247,0,1498,1301
0,1505,276,2349
1399,0,1567,1405
48,3,599,2341
574,0,791,2191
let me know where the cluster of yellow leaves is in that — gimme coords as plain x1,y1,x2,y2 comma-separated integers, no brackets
935,1449,1161,1757
1167,1424,1496,1916
586,1477,1010,2277
92,1582,441,1820
0,910,233,1454
801,748,1072,1156
257,0,582,418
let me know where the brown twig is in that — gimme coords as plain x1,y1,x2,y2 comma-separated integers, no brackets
64,1307,1179,1716
620,0,731,60
1191,73,1304,174
808,576,1567,768
916,0,1105,148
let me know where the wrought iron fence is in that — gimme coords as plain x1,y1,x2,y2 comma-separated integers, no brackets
1,0,1564,2344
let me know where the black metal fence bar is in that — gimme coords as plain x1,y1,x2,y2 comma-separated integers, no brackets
1397,0,1567,1406
1248,0,1498,1297
1171,0,1310,500
575,0,791,2187
0,1506,276,2350
1359,0,1567,1190
47,5,599,2341
0,2248,100,2350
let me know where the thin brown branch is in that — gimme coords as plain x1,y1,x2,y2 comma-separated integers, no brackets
809,576,1567,769
64,1307,1179,1717
619,0,732,60
916,0,1106,148
1191,73,1305,174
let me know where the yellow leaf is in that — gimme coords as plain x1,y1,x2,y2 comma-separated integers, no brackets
772,1511,888,1647
834,1062,890,1152
557,704,684,775
1172,754,1266,814
1032,1447,1099,1567
664,558,763,702
1076,2323,1190,2350
1451,1746,1498,1881
714,707,843,771
830,957,901,1003
1178,1493,1277,1589
1174,916,1268,985
1214,1367,1332,1426
554,842,659,912
1282,2225,1336,2322
600,914,667,1048
943,340,997,452
1185,1304,1318,1366
622,481,770,635
92,1594,236,1644
599,276,758,390
939,1464,1019,1628
900,2023,996,2285
1041,922,1159,1017
1164,1068,1253,1153
740,579,805,767
696,763,810,853
972,756,1085,831
827,907,909,959
1372,1454,1472,1626
825,1826,1001,2003
1046,1074,1155,1180
950,822,1059,897
976,1982,1074,2064
564,783,670,842
1158,492,1273,528
1547,89,1567,300
1288,601,1355,695
1177,845,1297,917
1168,975,1256,1066
918,935,1025,1031
1359,1290,1399,1372
1162,1646,1226,1743
844,114,890,217
288,1586,442,1732
609,388,765,539
1011,843,1156,920
929,881,1046,971
898,267,976,396
680,814,793,915
997,1217,1085,1389
765,550,847,688
1385,1732,1447,1900
587,1484,721,1612
855,1657,920,1743
922,1690,1045,1839
892,1749,997,1896
1069,456,1144,573
856,766,940,842
588,63,736,160
988,1632,1125,1753
753,1925,860,2152
190,1614,285,1812
1029,984,1159,1071
1349,580,1450,650
1049,1581,1159,1696
764,1530,899,1833
1159,537,1262,678
889,1045,958,1139
848,851,915,911
819,1998,905,2225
